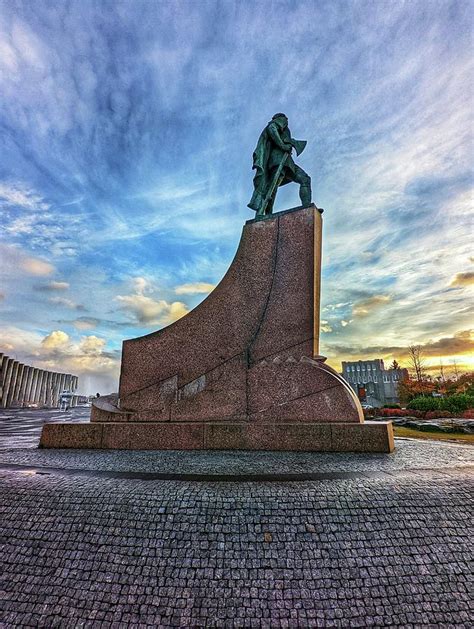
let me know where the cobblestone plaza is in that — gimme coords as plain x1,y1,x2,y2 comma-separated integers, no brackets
0,409,473,627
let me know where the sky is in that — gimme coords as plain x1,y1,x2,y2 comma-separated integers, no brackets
0,0,473,395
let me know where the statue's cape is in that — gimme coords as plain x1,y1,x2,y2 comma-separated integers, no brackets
247,120,296,211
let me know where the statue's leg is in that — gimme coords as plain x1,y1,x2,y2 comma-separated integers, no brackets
265,184,279,215
263,168,283,215
293,166,312,207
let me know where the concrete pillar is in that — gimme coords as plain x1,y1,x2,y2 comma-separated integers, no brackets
39,370,48,406
32,369,43,404
1,357,14,408
51,373,60,407
18,365,32,406
0,353,5,404
72,376,79,405
72,375,78,392
14,364,24,406
5,361,19,407
60,374,67,406
49,372,56,407
64,374,72,407
26,368,38,404
21,365,32,406
2,358,15,408
11,363,25,406
48,372,55,406
21,366,32,406
57,373,64,408
45,371,54,407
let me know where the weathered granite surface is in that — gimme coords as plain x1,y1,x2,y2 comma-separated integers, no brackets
113,205,364,425
40,420,394,452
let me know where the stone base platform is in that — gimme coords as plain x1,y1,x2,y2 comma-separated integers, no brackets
40,420,394,453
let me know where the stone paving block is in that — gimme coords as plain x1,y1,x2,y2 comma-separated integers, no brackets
0,469,472,627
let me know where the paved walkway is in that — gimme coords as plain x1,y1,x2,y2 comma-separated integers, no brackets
0,409,473,627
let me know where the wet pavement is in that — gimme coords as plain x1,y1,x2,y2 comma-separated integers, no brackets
0,406,90,450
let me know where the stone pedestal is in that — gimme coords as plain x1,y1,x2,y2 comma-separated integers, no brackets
40,205,393,452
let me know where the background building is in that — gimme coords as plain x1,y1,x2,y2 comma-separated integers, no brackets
341,359,408,407
0,352,79,409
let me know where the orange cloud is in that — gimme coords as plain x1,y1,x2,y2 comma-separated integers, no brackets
352,295,391,317
450,272,474,287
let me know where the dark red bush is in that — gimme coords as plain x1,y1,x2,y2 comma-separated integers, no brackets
375,408,410,417
425,410,454,420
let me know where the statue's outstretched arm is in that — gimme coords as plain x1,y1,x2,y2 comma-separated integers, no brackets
267,123,292,152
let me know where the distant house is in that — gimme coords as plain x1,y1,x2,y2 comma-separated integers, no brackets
341,359,409,407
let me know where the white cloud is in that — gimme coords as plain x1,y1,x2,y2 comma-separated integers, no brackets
174,282,215,295
352,295,391,318
0,181,49,210
11,20,49,70
48,281,69,290
0,326,44,354
35,280,70,291
72,318,98,331
48,296,84,310
0,244,56,277
80,335,106,355
116,277,189,326
21,256,55,276
320,320,333,333
41,330,70,351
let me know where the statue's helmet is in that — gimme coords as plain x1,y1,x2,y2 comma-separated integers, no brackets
272,113,288,121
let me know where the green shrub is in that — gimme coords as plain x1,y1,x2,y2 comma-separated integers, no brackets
407,397,439,412
439,394,474,414
407,394,474,415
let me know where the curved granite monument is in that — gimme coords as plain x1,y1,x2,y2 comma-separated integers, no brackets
41,204,393,452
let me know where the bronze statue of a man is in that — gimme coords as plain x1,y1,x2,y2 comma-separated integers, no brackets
248,113,311,217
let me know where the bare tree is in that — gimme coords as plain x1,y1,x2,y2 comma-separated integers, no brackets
452,359,460,380
407,345,426,383
390,359,400,370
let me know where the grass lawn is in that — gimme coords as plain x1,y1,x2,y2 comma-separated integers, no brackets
394,425,474,443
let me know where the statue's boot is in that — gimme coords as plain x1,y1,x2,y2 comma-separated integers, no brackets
300,184,312,207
